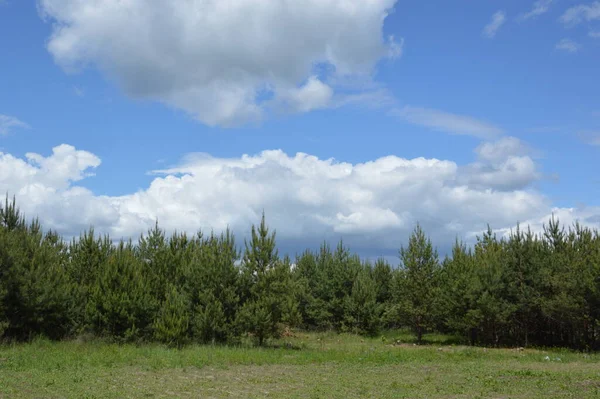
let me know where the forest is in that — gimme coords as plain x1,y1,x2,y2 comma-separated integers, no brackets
1,196,599,350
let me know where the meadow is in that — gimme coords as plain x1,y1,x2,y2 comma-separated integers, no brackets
1,332,598,399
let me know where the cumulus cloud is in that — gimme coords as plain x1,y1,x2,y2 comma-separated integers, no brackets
483,11,506,39
462,138,539,191
1,140,579,256
39,0,400,127
0,115,29,135
475,137,531,164
0,145,111,232
555,38,582,53
274,77,334,114
560,2,600,25
518,0,554,21
395,106,504,139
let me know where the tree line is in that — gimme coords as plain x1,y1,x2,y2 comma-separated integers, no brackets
1,197,599,350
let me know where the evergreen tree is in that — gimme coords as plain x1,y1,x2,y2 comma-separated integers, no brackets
373,258,393,305
471,228,516,346
0,199,72,340
153,284,191,347
394,224,441,344
343,265,381,335
292,249,327,330
0,195,599,349
191,230,240,344
439,239,480,344
85,241,157,342
67,228,113,333
236,214,297,345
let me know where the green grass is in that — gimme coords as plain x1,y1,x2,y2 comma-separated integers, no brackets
1,332,599,398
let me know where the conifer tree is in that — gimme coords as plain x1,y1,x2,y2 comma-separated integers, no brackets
394,224,441,344
154,284,191,347
0,200,71,340
67,228,113,333
373,258,393,305
471,227,516,346
85,241,156,341
343,266,381,335
236,214,297,345
439,239,480,344
192,230,240,344
292,249,326,330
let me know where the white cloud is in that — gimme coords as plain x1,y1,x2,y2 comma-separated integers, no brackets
39,0,400,127
0,141,569,255
492,206,600,240
275,77,334,114
483,11,506,39
332,89,396,110
387,35,404,60
560,2,600,25
475,137,530,163
395,106,504,139
0,144,100,191
518,0,554,21
555,38,582,53
590,30,600,38
462,138,539,191
0,115,29,135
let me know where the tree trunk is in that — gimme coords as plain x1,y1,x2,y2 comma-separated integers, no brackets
470,328,477,346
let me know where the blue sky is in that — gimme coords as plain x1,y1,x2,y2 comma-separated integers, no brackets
1,0,600,258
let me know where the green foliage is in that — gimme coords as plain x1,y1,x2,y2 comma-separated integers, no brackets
343,266,381,336
153,284,190,347
236,214,300,345
393,224,441,344
67,228,113,334
1,196,600,350
191,231,240,344
0,197,72,341
85,242,157,342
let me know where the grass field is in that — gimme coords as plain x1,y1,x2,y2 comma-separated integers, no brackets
1,332,599,398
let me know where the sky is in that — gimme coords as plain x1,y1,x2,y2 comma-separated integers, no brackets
1,0,600,259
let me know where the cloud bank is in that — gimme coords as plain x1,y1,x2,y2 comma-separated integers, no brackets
3,140,597,256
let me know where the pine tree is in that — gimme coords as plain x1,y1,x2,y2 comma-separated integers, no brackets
0,200,72,341
236,213,297,346
472,227,516,346
439,239,480,344
67,228,113,334
85,241,156,342
395,224,441,344
191,230,240,344
153,284,190,347
343,266,381,335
